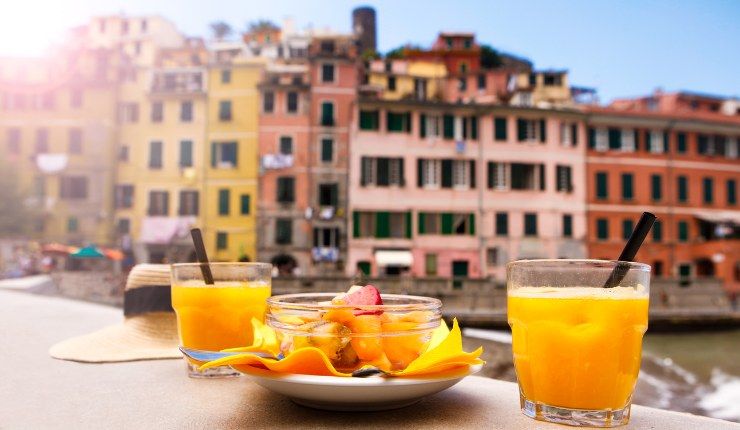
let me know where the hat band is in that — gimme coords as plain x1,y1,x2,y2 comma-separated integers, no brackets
124,285,173,316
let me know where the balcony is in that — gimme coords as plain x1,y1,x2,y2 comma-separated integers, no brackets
150,69,205,94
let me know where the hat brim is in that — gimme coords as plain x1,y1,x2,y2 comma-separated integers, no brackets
49,313,182,363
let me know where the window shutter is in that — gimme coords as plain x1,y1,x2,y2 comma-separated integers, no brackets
210,143,216,167
663,131,669,153
418,212,426,234
405,212,412,238
441,213,453,235
462,117,469,140
567,167,573,191
441,160,453,188
517,119,526,142
539,119,546,142
443,114,454,139
405,112,412,133
419,114,426,138
360,157,368,186
417,159,424,187
398,158,405,187
645,130,651,151
539,164,546,190
487,162,494,188
470,116,478,140
376,212,390,238
634,129,640,151
571,124,578,145
353,212,360,238
494,117,507,141
588,127,595,149
376,158,390,186
469,160,476,188
468,213,475,235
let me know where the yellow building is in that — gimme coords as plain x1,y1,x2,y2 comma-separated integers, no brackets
366,59,446,101
0,48,118,246
511,70,572,107
203,57,264,261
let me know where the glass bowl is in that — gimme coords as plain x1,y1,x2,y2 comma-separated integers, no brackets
266,293,443,373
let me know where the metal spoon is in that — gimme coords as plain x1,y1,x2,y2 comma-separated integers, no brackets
179,347,276,362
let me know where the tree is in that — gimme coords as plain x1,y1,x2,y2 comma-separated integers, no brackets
480,44,503,69
0,158,38,237
209,21,233,41
247,19,279,33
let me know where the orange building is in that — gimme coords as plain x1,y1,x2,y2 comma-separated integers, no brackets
585,97,740,293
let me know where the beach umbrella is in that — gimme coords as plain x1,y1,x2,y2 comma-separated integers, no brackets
71,245,105,259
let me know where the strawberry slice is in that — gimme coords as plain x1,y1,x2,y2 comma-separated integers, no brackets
343,285,383,315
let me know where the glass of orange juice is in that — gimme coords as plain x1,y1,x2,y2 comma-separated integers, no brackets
171,262,272,378
507,259,650,427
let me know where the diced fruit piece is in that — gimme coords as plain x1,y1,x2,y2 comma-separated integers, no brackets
347,315,384,360
382,321,427,370
367,352,392,371
399,310,433,323
334,343,359,370
343,285,383,315
305,321,350,360
322,308,355,325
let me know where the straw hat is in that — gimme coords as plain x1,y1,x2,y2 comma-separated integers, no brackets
49,264,182,363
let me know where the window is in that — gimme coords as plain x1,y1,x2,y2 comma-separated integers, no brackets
589,127,608,151
510,163,543,191
149,141,163,169
357,261,371,275
608,128,622,150
321,64,335,83
147,191,169,215
387,76,396,91
697,134,710,155
178,190,199,216
279,136,293,155
180,101,193,122
119,145,129,162
596,172,608,199
647,130,665,153
677,175,688,203
67,217,78,233
114,185,134,209
494,117,507,141
477,74,486,89
320,40,335,53
556,165,573,192
677,132,687,153
414,78,427,100
652,220,662,242
452,160,471,188
386,112,411,133
277,176,295,203
6,128,20,154
211,142,238,168
678,221,688,242
622,219,634,240
651,174,662,201
621,173,634,200
151,101,163,122
287,92,298,113
425,254,437,276
417,212,474,236
60,176,88,199
495,212,508,236
313,227,340,248
654,261,664,277
419,114,442,139
458,77,467,91
359,110,379,130
621,128,635,151
221,69,231,84
117,218,130,235
218,189,230,215
320,102,334,126
218,100,232,121
216,232,228,250
678,263,691,279
443,114,454,139
488,162,508,190
486,248,499,267
524,213,538,236
70,90,83,108
516,118,546,143
68,128,83,154
560,122,578,147
728,179,737,205
318,183,339,207
263,92,274,113
418,159,440,188
176,140,193,168
321,138,333,162
596,218,608,240
563,214,573,237
353,211,411,239
362,157,404,187
35,128,48,153
543,73,562,86
240,194,250,215
703,177,714,204
275,218,293,244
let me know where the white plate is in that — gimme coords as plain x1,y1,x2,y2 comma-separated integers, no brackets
239,365,482,411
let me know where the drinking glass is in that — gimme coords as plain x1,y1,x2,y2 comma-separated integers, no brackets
507,259,650,427
171,262,272,378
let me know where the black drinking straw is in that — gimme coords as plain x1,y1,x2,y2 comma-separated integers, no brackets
190,228,214,285
602,212,656,288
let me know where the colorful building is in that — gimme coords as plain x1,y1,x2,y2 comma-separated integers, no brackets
584,93,740,293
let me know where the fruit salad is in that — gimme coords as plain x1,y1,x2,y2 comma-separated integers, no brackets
266,286,442,373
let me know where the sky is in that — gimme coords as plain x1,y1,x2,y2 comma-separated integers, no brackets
0,0,738,102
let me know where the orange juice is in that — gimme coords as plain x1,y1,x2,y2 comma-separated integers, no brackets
172,281,271,351
508,287,648,410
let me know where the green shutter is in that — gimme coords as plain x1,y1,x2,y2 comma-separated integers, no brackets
417,159,423,187
652,221,662,242
677,176,688,202
494,117,507,141
645,130,652,150
218,189,230,215
622,219,634,240
441,213,453,235
608,128,621,149
359,110,378,130
468,213,475,235
588,127,595,148
539,119,546,142
240,194,250,215
405,212,412,238
441,160,453,188
651,175,662,201
470,116,478,140
353,212,360,238
376,212,390,238
419,114,426,138
517,118,526,141
418,212,426,234
622,174,633,200
728,179,737,205
678,221,688,242
358,262,371,275
596,172,608,199
677,133,687,153
443,114,454,139
210,142,216,167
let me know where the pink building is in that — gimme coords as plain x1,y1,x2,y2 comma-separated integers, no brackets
348,100,587,279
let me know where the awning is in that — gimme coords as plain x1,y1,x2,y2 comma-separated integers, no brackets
140,217,196,245
36,154,68,174
694,211,740,225
374,250,413,267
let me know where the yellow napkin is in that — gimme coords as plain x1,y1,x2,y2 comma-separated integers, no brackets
199,318,484,377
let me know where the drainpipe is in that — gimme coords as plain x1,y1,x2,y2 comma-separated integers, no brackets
477,107,486,278
666,120,676,278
